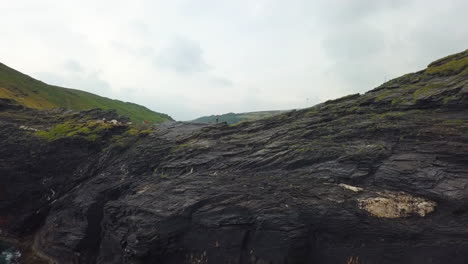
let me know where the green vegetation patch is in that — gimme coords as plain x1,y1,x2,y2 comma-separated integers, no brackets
122,128,153,138
375,91,393,102
374,111,407,120
413,83,445,100
344,106,360,114
441,119,468,126
460,67,468,76
171,142,192,152
126,128,140,136
35,121,113,141
229,121,246,127
0,62,172,124
305,108,320,117
391,98,401,105
426,56,468,76
344,143,388,161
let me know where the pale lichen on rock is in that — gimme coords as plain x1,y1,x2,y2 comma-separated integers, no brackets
358,191,436,218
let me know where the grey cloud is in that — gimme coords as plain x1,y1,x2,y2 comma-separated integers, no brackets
63,60,84,73
210,76,234,87
325,60,388,93
36,70,110,94
129,20,150,36
322,25,385,61
406,3,468,66
314,0,408,25
316,0,468,94
79,72,111,93
321,23,387,92
155,37,211,74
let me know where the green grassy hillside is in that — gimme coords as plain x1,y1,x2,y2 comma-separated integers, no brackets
0,62,172,123
192,110,287,125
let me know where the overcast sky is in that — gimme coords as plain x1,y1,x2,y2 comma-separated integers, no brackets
1,0,467,120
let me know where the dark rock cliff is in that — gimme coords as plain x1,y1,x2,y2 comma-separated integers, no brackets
1,50,468,264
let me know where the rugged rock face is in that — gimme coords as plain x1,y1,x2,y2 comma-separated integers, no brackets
1,50,468,264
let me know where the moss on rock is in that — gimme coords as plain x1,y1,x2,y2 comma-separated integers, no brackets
35,121,114,141
426,56,468,76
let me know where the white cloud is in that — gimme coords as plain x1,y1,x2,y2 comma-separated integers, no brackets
64,60,84,73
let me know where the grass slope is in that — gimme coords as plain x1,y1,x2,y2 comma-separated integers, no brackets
193,110,287,125
0,62,172,124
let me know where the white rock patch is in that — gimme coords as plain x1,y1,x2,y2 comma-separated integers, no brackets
358,191,436,218
339,183,364,192
19,125,39,131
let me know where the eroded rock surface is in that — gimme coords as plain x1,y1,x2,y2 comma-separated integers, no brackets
1,50,468,263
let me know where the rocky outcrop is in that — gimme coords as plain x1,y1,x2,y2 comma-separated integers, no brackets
1,50,468,264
